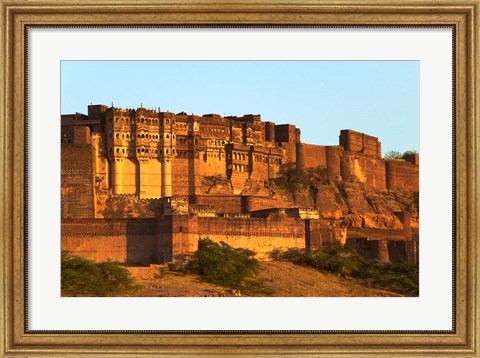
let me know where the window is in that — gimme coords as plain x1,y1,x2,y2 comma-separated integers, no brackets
166,135,170,139
116,133,119,138
166,119,170,124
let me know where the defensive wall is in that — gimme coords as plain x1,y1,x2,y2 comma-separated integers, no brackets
61,213,345,263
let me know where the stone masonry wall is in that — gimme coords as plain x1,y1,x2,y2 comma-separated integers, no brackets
386,160,419,192
61,219,159,264
61,144,95,219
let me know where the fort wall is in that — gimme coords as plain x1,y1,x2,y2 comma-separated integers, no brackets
340,152,387,190
193,216,306,259
386,160,419,191
62,219,159,264
61,144,95,219
192,195,243,213
296,143,327,169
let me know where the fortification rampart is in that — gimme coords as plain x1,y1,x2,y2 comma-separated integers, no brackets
386,159,419,191
61,144,95,219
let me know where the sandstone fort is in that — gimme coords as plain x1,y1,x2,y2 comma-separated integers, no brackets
61,104,419,265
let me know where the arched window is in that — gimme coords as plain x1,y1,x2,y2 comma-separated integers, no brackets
241,153,245,161
126,134,129,139
166,149,170,154
166,135,170,139
141,148,144,152
137,149,140,153
115,118,119,123
166,119,170,124
122,134,125,139
146,149,149,153
116,148,119,153
122,149,125,153
173,149,176,154
141,134,145,138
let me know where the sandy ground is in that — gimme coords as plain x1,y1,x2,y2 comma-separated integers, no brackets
125,261,401,297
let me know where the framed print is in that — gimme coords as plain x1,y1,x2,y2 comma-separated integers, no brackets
1,0,479,356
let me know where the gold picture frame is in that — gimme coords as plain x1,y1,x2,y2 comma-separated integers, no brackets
1,0,478,356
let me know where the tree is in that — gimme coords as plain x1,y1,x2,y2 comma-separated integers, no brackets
384,150,419,160
185,239,260,288
61,252,138,296
384,150,402,159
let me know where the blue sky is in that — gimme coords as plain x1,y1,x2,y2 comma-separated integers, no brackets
61,61,419,154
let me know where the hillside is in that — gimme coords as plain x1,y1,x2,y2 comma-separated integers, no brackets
126,261,402,297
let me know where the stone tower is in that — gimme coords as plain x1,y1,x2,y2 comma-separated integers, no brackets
159,112,177,197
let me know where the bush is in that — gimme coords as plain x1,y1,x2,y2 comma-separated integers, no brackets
183,239,272,294
273,246,418,296
61,252,138,296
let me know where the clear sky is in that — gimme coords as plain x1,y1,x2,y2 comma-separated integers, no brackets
61,61,419,154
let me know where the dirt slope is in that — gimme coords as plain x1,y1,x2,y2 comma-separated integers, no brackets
127,261,401,297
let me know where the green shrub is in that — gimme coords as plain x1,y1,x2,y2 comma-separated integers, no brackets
273,246,418,296
61,252,138,296
183,239,272,294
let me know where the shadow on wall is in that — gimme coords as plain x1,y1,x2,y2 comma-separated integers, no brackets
125,219,160,265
